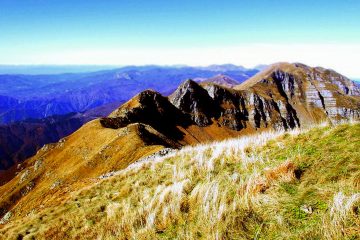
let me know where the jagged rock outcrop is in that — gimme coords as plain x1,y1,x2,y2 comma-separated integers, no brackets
237,62,360,123
101,90,191,139
101,63,360,136
204,85,249,130
204,83,300,130
168,80,220,126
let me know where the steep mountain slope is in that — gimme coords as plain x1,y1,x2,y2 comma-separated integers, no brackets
101,87,242,145
0,63,359,237
1,122,359,239
236,62,360,121
0,119,170,223
102,63,360,134
0,102,120,185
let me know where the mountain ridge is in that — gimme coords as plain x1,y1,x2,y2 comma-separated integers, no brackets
0,102,121,184
0,62,359,232
101,63,360,134
0,65,258,123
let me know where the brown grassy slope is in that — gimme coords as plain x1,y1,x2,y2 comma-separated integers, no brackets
1,62,359,235
1,122,358,239
0,110,257,226
0,120,167,221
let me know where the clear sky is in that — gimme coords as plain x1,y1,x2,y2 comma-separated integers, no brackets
0,0,360,77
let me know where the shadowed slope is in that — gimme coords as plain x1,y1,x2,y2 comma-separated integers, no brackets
101,90,191,140
0,120,175,220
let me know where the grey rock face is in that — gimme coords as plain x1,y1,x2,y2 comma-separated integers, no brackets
204,83,300,131
270,66,360,122
169,80,220,126
271,70,302,100
101,90,190,138
204,84,248,130
305,82,324,108
307,70,360,120
101,63,360,136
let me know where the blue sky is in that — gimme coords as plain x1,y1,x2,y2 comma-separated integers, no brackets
0,0,360,76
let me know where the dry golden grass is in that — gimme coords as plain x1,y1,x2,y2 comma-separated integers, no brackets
1,121,359,239
0,120,165,224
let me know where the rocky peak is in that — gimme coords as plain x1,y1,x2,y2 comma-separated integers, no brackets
238,63,360,122
101,89,190,138
100,63,359,138
169,79,220,126
108,90,165,117
205,83,300,130
270,70,302,100
203,84,250,130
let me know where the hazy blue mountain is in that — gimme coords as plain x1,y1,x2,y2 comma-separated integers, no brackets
0,64,257,181
0,65,258,123
0,65,122,75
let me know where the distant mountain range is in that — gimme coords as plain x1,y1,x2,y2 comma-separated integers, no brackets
0,64,265,75
1,63,359,180
0,64,259,181
0,65,259,124
0,62,358,231
0,65,122,75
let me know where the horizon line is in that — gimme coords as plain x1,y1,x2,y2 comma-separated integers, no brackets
0,62,359,79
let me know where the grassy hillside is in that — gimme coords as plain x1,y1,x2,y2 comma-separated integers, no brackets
1,122,359,239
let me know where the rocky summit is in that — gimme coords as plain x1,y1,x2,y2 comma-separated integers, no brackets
101,62,360,135
0,63,359,238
